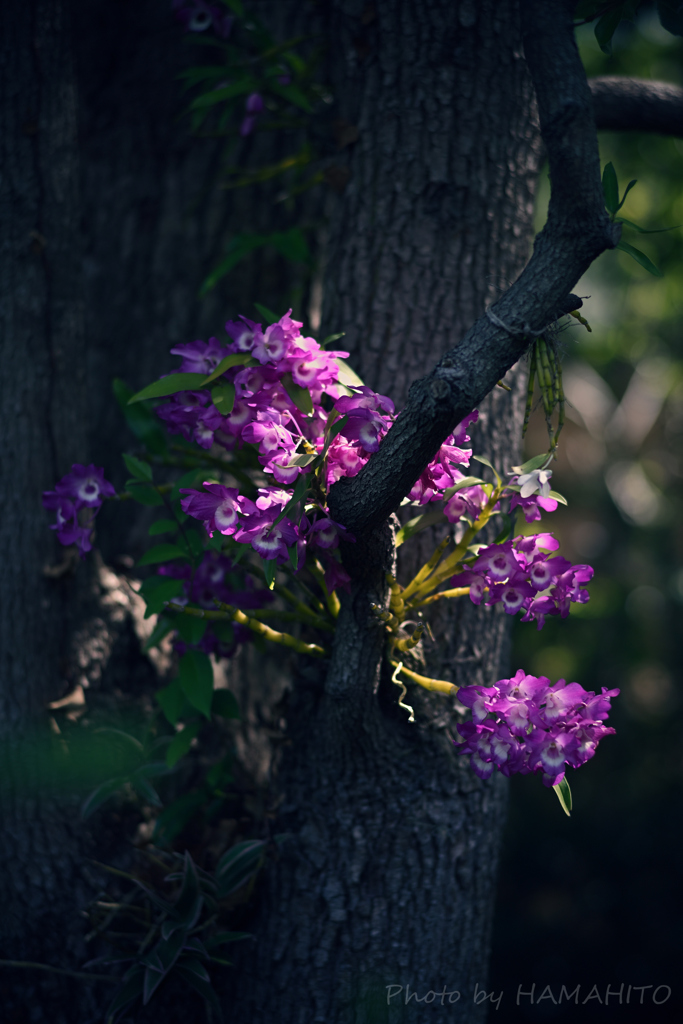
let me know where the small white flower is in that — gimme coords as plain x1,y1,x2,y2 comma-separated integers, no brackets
518,468,552,498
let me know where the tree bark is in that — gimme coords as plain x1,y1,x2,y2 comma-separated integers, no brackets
590,76,683,136
0,2,101,1020
1,2,316,1018
226,3,544,1021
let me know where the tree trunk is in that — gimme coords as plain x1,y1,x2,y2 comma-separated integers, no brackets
0,1,315,1018
227,2,541,1022
0,2,100,1020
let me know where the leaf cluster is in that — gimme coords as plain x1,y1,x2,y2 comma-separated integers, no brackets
86,846,265,1022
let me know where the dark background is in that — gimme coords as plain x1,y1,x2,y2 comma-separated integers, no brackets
489,13,683,1023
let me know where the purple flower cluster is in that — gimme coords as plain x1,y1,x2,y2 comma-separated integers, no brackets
407,413,478,504
43,464,116,556
168,310,476,577
455,533,593,629
456,670,619,786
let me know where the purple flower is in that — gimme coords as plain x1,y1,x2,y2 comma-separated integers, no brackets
169,337,228,375
245,92,264,114
43,464,115,557
455,670,619,787
235,510,298,562
453,534,593,629
180,483,248,537
172,1,233,38
53,464,116,507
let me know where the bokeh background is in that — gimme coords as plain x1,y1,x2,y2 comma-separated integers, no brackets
489,12,683,1022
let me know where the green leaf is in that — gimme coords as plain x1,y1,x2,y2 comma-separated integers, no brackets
395,508,448,547
153,791,205,846
105,966,145,1022
174,963,223,1021
548,489,568,506
215,839,266,899
81,777,127,819
128,373,208,404
615,178,638,212
149,519,179,537
144,615,175,652
285,452,319,468
138,544,188,567
269,80,313,112
615,216,679,235
211,382,236,415
212,689,240,720
156,679,188,726
173,469,208,499
263,558,277,590
594,8,623,54
334,358,364,389
94,727,144,755
179,650,214,720
200,236,268,296
254,302,280,324
273,471,309,526
281,372,313,415
176,614,208,645
472,454,501,484
113,378,167,454
130,773,163,807
269,227,311,265
493,515,514,545
615,240,663,276
139,577,185,617
442,476,486,499
166,721,201,769
189,79,258,111
128,482,165,507
553,777,573,816
320,332,346,348
602,161,619,213
201,353,256,386
511,453,553,474
123,453,153,481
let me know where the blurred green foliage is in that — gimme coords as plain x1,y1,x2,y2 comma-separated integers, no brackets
492,9,683,1018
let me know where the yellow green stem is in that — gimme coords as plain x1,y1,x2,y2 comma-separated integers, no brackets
411,586,470,609
310,560,341,618
389,660,458,695
167,601,327,658
406,488,502,602
401,536,450,601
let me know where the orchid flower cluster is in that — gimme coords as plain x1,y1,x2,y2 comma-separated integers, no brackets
456,670,619,789
42,464,115,555
43,307,618,805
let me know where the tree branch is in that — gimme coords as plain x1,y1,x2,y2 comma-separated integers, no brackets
590,76,683,136
328,0,618,543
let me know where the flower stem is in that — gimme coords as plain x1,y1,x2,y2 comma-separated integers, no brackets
167,601,327,658
389,660,458,695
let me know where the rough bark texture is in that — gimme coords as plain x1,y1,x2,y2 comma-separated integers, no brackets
590,75,683,136
0,2,100,1019
0,0,631,1021
73,0,322,558
225,3,543,1022
0,1,314,1018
